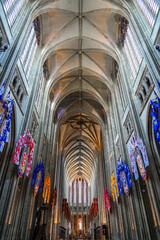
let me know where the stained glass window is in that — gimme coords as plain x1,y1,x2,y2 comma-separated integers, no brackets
33,17,40,45
136,0,159,28
71,178,89,206
70,184,72,204
124,25,142,80
26,37,37,78
35,73,45,112
74,180,77,204
21,27,35,64
79,219,82,230
20,26,38,79
84,180,86,205
79,178,82,204
3,0,25,27
88,184,90,205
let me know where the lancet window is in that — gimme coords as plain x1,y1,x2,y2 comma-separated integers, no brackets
83,180,86,205
70,178,90,206
35,72,45,112
136,0,159,28
20,25,37,79
124,25,142,79
70,184,72,204
79,219,82,230
33,17,40,45
3,0,25,27
74,180,77,204
88,184,90,205
79,178,82,204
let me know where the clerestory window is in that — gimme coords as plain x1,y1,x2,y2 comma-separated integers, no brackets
35,72,45,112
136,0,159,28
70,178,90,206
79,178,82,204
88,184,90,205
83,180,86,205
3,0,25,27
74,180,77,204
70,184,72,204
124,24,142,80
20,25,38,79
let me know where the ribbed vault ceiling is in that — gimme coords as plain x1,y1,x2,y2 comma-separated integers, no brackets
60,113,101,183
37,0,124,183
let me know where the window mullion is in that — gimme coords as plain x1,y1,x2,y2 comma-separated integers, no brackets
3,0,15,15
126,37,139,72
26,39,37,78
24,35,36,73
23,28,35,69
4,0,25,27
21,26,35,64
144,0,159,16
125,38,138,75
136,0,157,28
127,27,142,65
124,43,136,79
